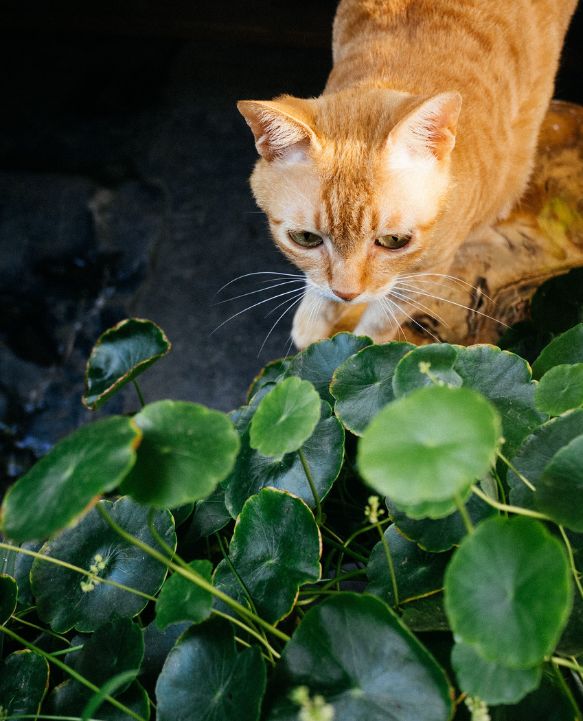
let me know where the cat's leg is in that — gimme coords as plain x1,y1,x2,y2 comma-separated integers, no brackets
291,289,349,349
353,299,401,343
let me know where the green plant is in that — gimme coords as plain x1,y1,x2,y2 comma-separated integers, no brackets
0,302,582,721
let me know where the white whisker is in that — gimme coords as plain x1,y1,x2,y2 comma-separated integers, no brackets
215,271,305,296
386,295,441,343
393,282,508,328
210,287,307,335
379,298,406,341
389,288,450,328
216,279,306,305
265,288,306,317
258,292,306,357
398,272,494,302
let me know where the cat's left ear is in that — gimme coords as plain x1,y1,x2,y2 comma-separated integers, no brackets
388,92,462,163
237,98,319,162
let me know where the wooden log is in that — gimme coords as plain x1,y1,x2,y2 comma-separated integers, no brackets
332,100,583,345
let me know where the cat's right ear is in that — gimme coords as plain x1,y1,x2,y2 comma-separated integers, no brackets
237,99,319,162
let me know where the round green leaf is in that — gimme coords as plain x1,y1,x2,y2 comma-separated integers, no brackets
31,496,176,632
0,651,49,718
51,681,150,721
268,593,453,721
184,486,231,543
51,617,144,714
249,377,321,458
444,516,572,668
83,317,171,410
1,416,141,543
535,363,583,415
214,489,320,623
225,400,344,517
532,323,583,379
392,343,463,396
451,642,542,705
156,618,266,721
537,435,583,531
0,574,17,624
156,560,213,629
367,526,450,606
387,493,495,552
5,541,41,608
400,596,450,633
142,620,191,684
288,332,373,403
389,495,460,521
358,386,500,507
121,400,240,508
507,409,583,509
247,358,292,401
331,342,415,435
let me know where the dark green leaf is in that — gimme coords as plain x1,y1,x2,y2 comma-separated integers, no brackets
0,651,49,718
331,342,414,435
392,343,462,396
214,489,320,623
530,267,583,335
491,672,576,721
121,400,240,508
83,317,171,410
185,486,231,543
247,358,293,401
358,386,500,511
537,435,583,531
400,595,450,632
141,620,190,683
0,416,140,543
3,541,41,608
268,593,453,721
51,617,144,714
451,642,542,705
507,409,583,509
156,618,266,721
386,493,495,552
249,377,321,458
532,323,583,379
225,400,344,517
367,526,450,606
171,503,194,528
155,560,213,629
557,587,583,656
0,574,17,624
51,681,150,721
31,497,175,633
288,332,373,403
535,363,583,415
444,516,572,668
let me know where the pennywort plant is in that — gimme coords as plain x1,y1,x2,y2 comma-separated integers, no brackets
0,310,582,721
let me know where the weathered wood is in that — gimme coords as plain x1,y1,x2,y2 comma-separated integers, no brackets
333,100,583,345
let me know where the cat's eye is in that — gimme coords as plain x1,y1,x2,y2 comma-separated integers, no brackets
375,233,412,250
288,230,323,248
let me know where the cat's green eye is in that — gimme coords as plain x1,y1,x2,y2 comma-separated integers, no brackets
288,231,323,248
375,234,412,250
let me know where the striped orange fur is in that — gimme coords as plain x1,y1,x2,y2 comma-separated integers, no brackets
238,0,577,347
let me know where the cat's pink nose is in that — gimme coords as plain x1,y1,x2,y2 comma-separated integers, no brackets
332,289,360,301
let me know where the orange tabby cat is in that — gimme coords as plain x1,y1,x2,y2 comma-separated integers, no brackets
238,0,577,347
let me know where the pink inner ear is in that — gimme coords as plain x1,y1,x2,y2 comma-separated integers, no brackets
391,92,462,161
237,100,316,161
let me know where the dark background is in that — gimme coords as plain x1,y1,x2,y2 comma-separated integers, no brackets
1,1,582,488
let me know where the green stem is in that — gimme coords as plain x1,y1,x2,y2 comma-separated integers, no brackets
95,504,290,643
497,450,536,491
377,522,399,608
0,626,146,721
147,508,178,561
320,532,368,564
558,526,583,600
335,519,390,588
211,609,280,660
48,644,84,657
551,660,583,718
298,447,322,525
132,380,146,408
0,542,156,602
454,494,474,534
471,485,551,521
300,568,368,594
552,656,583,675
14,617,70,645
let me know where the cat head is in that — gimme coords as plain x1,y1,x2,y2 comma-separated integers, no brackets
238,87,461,303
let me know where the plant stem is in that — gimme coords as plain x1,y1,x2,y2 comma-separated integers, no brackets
132,380,146,408
0,626,146,721
48,644,84,657
334,519,391,588
471,485,550,521
497,450,536,491
298,447,322,524
320,532,368,564
211,609,281,660
0,542,156,602
558,526,583,600
300,567,368,594
454,494,474,534
551,659,583,717
14,616,70,644
552,656,583,675
376,522,399,608
95,504,290,643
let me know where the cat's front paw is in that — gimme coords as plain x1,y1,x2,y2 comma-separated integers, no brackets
291,307,334,350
